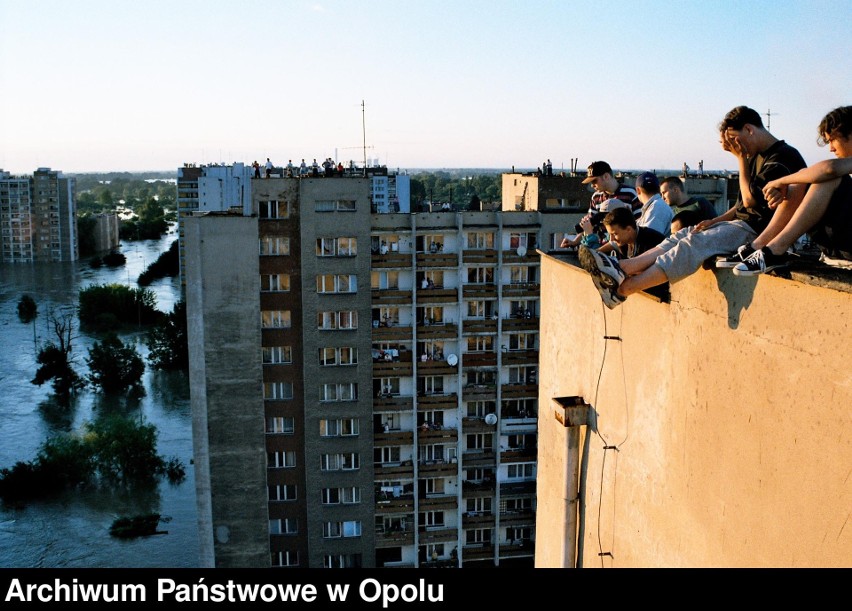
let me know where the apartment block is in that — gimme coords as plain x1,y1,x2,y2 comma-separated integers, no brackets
185,173,573,568
0,168,78,263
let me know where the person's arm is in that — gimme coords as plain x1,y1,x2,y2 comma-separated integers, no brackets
764,157,852,190
691,206,737,233
723,130,761,208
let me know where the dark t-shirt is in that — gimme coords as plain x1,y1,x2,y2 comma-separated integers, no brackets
611,226,666,260
672,196,716,222
809,174,852,260
733,140,807,233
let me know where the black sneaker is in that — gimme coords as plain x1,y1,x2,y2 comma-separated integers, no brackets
716,243,755,268
732,247,789,276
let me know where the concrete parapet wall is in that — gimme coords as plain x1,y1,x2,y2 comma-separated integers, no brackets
536,253,851,567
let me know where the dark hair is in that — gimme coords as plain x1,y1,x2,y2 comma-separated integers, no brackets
817,105,852,146
603,206,637,230
719,106,764,131
671,209,702,230
660,176,685,191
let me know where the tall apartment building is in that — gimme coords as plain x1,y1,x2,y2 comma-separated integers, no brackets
0,167,78,263
184,173,571,568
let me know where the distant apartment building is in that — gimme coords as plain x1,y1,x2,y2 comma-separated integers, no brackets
89,213,120,253
184,172,573,568
0,168,78,263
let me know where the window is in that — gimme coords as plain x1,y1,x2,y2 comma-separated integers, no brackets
467,497,492,514
271,550,299,567
376,377,400,397
317,311,358,330
416,235,444,253
507,463,535,480
502,497,533,512
371,270,399,290
419,271,443,288
466,300,494,319
320,452,360,471
269,518,298,535
315,199,356,212
268,484,297,501
268,450,296,468
316,237,357,257
323,521,362,538
510,300,537,318
261,310,291,328
467,267,494,284
260,236,290,256
509,232,537,250
263,346,293,364
374,446,401,465
423,478,445,495
466,232,494,250
510,266,537,284
266,416,295,434
418,376,443,395
322,487,361,505
467,433,492,451
418,444,444,463
323,554,362,569
318,346,358,366
417,306,443,325
259,200,289,219
419,511,445,528
506,527,532,544
320,383,358,402
417,410,444,427
467,336,493,352
466,401,496,418
508,366,537,385
319,418,360,437
261,273,291,292
465,528,492,545
263,382,294,400
467,370,496,386
502,398,536,419
317,274,357,294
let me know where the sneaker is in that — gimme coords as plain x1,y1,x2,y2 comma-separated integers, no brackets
578,246,625,290
716,243,755,268
732,247,789,276
589,272,626,309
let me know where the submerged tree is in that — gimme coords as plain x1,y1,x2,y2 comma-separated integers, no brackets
145,300,188,371
85,333,145,394
31,311,82,397
17,294,37,323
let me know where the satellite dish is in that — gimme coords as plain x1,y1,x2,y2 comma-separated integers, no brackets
516,246,527,257
447,354,458,366
484,413,497,425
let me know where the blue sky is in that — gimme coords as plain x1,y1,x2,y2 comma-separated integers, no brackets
1,0,849,174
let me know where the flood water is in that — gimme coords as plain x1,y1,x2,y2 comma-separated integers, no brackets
0,232,200,568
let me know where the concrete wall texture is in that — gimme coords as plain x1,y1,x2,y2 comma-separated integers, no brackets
536,254,851,568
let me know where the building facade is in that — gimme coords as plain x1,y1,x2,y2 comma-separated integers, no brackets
0,168,78,263
185,173,574,568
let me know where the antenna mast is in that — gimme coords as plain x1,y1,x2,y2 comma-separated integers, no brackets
361,100,367,177
765,107,779,131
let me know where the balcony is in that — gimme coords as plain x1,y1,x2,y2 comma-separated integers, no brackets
499,509,536,527
375,525,415,547
372,325,414,341
462,417,496,433
375,488,414,512
462,285,497,299
462,319,497,335
416,393,458,411
462,479,496,496
500,415,537,433
500,480,535,496
373,430,415,446
501,383,538,399
462,512,496,528
416,359,457,376
462,249,498,264
461,450,496,468
415,322,458,340
374,461,414,479
502,350,539,367
418,494,458,512
372,359,414,377
416,253,457,268
501,316,539,332
371,289,413,305
372,252,412,269
417,527,458,544
462,544,494,561
499,539,534,557
461,353,497,368
416,426,458,444
418,460,458,477
415,288,457,304
500,447,537,463
501,282,540,298
373,395,413,412
461,384,497,401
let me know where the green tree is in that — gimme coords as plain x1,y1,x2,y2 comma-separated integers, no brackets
97,189,114,208
85,333,145,394
78,283,161,328
145,300,188,370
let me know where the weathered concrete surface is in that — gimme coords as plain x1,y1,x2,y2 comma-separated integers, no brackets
536,253,851,568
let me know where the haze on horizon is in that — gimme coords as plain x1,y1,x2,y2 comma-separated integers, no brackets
1,0,849,175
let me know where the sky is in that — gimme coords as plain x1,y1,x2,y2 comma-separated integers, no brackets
1,0,850,174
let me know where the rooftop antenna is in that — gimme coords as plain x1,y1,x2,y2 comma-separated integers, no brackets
361,100,367,177
765,107,779,131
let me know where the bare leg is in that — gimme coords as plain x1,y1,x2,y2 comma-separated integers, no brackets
763,179,840,255
618,264,668,296
750,184,807,249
